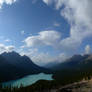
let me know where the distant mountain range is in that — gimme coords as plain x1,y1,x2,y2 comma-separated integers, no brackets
0,51,50,82
49,54,92,82
44,61,60,68
1,51,92,83
44,54,91,69
51,54,91,70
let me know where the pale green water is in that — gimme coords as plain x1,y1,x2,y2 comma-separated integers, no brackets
2,73,53,87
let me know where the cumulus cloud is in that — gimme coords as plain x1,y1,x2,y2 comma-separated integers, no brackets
24,30,61,48
85,45,91,54
20,48,68,65
19,0,92,65
0,0,17,9
0,44,15,53
43,0,53,5
43,0,92,51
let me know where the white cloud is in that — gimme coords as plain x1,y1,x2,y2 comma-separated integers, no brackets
57,53,68,62
0,44,15,53
16,0,92,65
31,52,56,65
43,0,92,52
85,45,91,54
20,45,26,49
5,39,11,42
6,45,15,51
20,48,68,65
43,0,53,5
20,0,92,65
24,30,61,48
0,0,17,9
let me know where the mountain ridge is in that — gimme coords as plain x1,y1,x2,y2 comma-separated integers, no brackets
49,54,91,70
0,51,51,82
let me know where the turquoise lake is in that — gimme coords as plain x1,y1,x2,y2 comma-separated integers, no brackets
2,73,53,87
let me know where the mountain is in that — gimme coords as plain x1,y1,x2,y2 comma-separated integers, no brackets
0,51,50,82
0,55,22,82
51,54,90,70
51,54,92,82
1,51,43,73
44,61,60,68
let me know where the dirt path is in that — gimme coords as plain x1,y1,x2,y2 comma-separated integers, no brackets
56,80,90,92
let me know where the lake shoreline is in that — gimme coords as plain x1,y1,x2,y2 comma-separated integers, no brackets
1,73,53,88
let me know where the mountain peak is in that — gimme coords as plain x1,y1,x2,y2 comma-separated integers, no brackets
2,51,20,56
0,51,49,82
72,54,82,58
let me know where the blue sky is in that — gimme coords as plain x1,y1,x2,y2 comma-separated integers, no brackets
0,0,69,48
0,0,92,65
